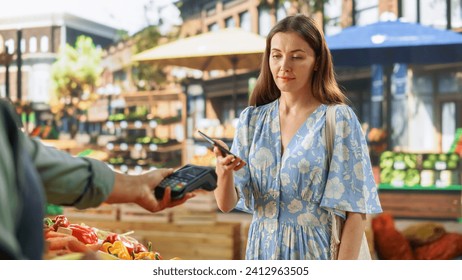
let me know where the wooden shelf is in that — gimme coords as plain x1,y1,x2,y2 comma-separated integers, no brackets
121,87,184,105
106,87,187,171
378,186,462,221
107,142,183,153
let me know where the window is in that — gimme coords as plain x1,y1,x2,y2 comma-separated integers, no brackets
442,102,456,152
258,6,271,36
355,0,378,11
113,69,127,83
411,74,435,152
21,38,26,53
225,17,235,28
5,39,14,54
355,0,378,25
239,11,251,32
276,3,287,22
208,23,219,32
324,0,343,35
29,37,37,53
451,0,462,28
421,0,446,29
40,36,49,52
412,99,435,151
438,72,461,94
413,74,433,96
402,0,417,22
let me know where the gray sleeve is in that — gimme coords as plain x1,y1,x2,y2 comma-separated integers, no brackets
23,135,115,209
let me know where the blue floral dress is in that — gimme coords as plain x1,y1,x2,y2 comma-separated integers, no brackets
230,99,382,260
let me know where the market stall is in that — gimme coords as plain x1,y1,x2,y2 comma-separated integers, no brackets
44,213,242,260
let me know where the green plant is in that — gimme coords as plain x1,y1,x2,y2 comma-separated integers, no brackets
50,35,103,137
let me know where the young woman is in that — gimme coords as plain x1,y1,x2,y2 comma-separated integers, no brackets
212,14,382,260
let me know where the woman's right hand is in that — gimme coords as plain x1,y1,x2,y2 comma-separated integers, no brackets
212,139,243,212
212,139,245,177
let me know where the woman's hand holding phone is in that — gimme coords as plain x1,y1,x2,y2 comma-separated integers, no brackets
197,130,246,172
212,139,246,172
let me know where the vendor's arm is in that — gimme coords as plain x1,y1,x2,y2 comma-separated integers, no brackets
23,135,114,209
0,112,21,259
23,135,193,211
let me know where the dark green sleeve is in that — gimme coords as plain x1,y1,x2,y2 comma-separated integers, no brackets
0,110,22,258
23,134,115,209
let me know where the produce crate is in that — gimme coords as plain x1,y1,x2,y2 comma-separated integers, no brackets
379,151,461,187
62,204,119,221
65,219,242,260
140,222,241,260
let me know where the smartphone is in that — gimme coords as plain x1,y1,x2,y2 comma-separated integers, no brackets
197,130,236,158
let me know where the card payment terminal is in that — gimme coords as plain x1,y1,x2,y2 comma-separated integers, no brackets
154,164,217,200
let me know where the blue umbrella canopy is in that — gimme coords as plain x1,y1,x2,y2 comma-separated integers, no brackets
326,20,462,67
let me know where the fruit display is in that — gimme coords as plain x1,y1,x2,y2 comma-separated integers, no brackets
379,151,461,187
422,153,460,170
43,215,164,260
380,152,421,187
449,128,462,156
108,106,149,122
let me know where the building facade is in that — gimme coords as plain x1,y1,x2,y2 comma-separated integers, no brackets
0,13,119,103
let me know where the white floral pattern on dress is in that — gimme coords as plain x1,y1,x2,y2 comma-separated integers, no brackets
231,99,382,260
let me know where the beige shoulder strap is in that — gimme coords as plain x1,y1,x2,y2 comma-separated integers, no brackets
325,105,336,165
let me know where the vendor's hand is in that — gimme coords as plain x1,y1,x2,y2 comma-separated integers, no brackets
138,168,195,212
212,140,245,176
154,186,195,211
106,168,194,213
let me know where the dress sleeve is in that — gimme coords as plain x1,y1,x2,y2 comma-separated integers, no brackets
231,106,256,213
23,135,115,209
321,105,382,215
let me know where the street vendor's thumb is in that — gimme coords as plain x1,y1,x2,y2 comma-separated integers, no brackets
148,168,174,188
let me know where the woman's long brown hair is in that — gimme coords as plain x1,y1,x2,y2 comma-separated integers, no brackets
249,14,345,107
